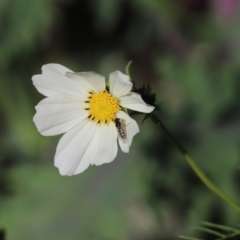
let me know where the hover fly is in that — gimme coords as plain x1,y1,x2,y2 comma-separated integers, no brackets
114,118,127,140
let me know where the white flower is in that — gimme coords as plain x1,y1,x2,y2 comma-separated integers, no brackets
32,64,154,176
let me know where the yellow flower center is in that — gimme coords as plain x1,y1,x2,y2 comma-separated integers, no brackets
85,90,120,124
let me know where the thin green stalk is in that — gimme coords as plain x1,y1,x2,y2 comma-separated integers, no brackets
150,113,240,213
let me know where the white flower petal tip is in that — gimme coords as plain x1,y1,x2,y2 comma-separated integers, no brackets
119,92,155,113
32,64,151,176
42,64,73,75
109,71,133,98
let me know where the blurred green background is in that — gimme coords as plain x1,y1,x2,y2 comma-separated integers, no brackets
0,0,240,239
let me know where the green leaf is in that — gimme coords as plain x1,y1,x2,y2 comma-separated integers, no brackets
201,221,240,233
180,221,240,240
191,226,225,238
179,235,204,240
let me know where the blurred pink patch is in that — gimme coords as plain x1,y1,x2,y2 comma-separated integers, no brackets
213,0,238,20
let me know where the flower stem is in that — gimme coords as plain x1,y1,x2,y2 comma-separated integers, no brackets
150,113,240,213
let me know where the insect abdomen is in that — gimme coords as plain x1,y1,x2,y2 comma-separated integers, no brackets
118,126,126,139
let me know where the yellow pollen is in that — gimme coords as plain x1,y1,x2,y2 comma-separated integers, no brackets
85,90,120,123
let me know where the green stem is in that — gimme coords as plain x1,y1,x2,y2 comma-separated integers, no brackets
150,113,240,213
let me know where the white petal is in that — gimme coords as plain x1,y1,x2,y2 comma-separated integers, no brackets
33,97,88,136
32,64,87,98
66,72,105,92
116,111,139,153
88,122,118,166
43,63,73,75
109,71,133,98
54,121,96,176
119,92,155,113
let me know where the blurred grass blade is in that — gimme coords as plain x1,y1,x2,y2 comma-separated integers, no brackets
216,232,240,240
191,226,225,237
179,235,204,240
201,221,240,233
